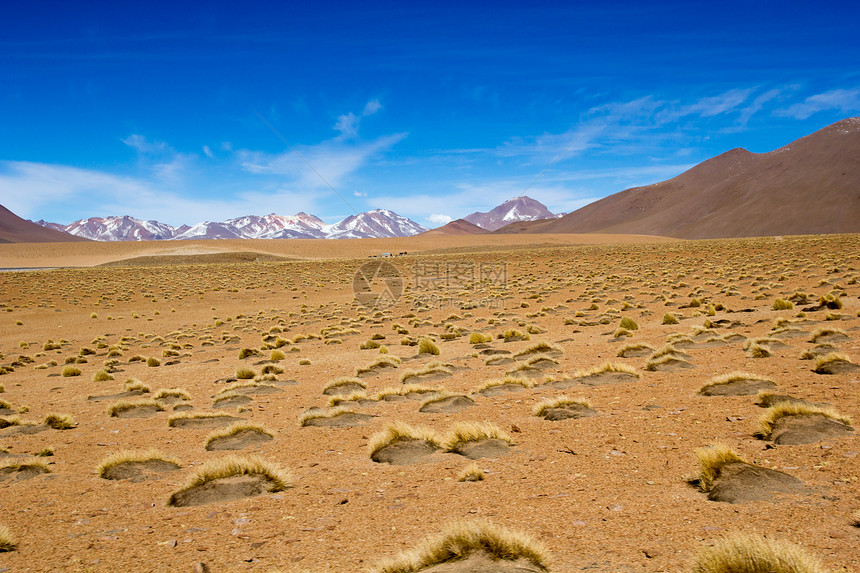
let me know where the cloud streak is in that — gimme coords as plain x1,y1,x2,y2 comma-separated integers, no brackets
776,88,860,119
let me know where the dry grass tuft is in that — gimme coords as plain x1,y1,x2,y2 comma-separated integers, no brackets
61,365,81,377
575,362,640,378
662,312,679,325
694,443,746,492
97,449,180,478
153,388,191,401
469,332,492,344
758,402,852,440
514,341,562,358
532,396,591,417
43,412,77,430
235,367,256,380
167,455,290,506
204,424,274,449
813,352,853,373
617,342,655,357
167,412,232,427
619,316,639,330
400,362,452,383
691,532,830,573
107,399,164,417
808,327,847,343
298,406,355,426
701,372,772,391
323,377,367,393
0,524,15,552
444,421,513,451
458,462,485,482
368,421,442,458
772,298,794,310
418,337,440,355
370,518,550,573
355,355,402,376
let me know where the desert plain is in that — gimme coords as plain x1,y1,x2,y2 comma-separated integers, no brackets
0,232,859,572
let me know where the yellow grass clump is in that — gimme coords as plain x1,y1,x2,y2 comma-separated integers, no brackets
97,449,181,478
235,367,256,380
204,424,274,449
43,412,77,430
167,455,291,506
418,337,440,355
469,332,492,344
61,365,81,377
575,362,640,378
443,421,513,451
107,399,164,417
400,362,452,383
691,532,830,573
662,312,680,325
152,388,191,401
758,403,852,440
457,462,485,482
369,518,551,573
694,443,747,492
808,327,847,343
700,372,772,391
323,377,367,393
368,421,443,458
167,412,232,427
772,298,794,310
617,342,654,357
619,316,639,330
532,396,591,418
298,406,355,426
0,524,15,552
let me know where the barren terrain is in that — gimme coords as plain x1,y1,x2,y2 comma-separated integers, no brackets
1,233,859,572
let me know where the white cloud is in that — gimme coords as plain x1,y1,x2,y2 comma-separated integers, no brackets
121,134,169,154
203,145,214,158
353,190,367,197
427,214,452,226
363,99,382,116
237,132,406,190
776,88,860,119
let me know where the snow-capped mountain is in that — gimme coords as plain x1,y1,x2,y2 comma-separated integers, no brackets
327,209,427,239
226,213,330,239
463,196,561,231
35,210,425,241
36,215,177,241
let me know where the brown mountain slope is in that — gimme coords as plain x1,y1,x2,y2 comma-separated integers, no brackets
420,218,490,236
497,118,860,239
0,205,91,243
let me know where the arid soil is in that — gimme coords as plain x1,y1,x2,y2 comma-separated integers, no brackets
0,233,859,572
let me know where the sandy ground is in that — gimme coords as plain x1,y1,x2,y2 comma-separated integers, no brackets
0,233,673,269
0,233,858,572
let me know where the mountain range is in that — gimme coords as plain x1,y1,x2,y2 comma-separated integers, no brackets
34,209,429,242
3,118,859,243
27,196,561,242
498,117,860,239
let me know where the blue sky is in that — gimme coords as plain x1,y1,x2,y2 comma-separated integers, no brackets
2,1,859,227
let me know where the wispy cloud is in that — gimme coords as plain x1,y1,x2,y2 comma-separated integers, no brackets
121,134,170,154
775,87,860,119
334,98,383,139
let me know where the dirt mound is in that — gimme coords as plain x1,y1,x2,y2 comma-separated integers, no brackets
475,383,526,397
322,382,365,396
707,462,804,503
699,378,777,396
452,439,511,460
814,358,860,374
647,358,695,372
371,439,440,465
114,404,162,418
302,412,375,427
549,371,638,388
538,403,598,421
419,395,475,413
213,395,252,409
0,464,49,482
206,428,274,451
771,414,855,445
101,460,181,482
168,475,279,507
755,394,815,408
87,390,148,402
169,415,243,428
485,356,515,366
